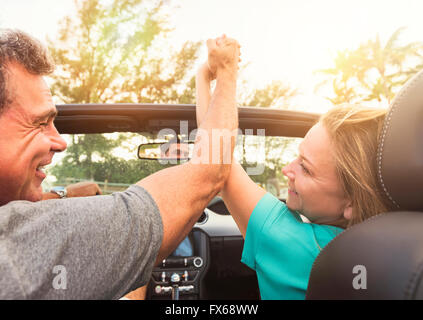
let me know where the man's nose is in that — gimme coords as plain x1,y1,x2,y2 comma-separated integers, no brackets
50,125,67,152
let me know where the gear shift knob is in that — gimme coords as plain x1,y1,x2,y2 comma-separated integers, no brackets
170,273,180,300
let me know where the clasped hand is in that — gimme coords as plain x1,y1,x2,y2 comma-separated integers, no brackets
206,34,241,79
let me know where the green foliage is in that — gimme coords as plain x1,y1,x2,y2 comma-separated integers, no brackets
48,0,200,185
48,0,201,104
238,79,298,109
317,27,423,106
51,134,126,181
50,133,176,187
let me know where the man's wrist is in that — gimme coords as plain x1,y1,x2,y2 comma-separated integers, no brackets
215,66,237,81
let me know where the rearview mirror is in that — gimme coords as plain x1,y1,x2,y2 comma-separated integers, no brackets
137,142,194,161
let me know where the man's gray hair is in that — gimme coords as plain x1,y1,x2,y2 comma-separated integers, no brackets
0,29,55,114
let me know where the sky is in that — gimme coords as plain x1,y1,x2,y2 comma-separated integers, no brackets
1,0,423,112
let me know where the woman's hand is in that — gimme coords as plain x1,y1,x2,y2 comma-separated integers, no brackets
206,34,241,79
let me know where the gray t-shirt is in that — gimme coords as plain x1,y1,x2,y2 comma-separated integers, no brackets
0,185,163,299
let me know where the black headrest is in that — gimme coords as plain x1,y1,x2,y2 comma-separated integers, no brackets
306,211,423,299
377,69,423,210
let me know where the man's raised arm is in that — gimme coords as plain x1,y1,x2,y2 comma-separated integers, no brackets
137,36,241,263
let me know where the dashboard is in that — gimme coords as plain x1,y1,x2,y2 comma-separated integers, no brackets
146,198,259,300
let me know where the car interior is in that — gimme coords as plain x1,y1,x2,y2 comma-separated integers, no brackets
51,67,423,299
52,105,318,300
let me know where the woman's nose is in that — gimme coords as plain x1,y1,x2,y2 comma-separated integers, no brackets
282,162,295,180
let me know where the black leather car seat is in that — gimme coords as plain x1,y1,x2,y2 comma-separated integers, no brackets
306,69,423,299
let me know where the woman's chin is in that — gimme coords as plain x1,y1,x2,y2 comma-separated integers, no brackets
285,196,299,211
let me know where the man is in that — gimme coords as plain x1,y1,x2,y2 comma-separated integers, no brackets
0,29,240,299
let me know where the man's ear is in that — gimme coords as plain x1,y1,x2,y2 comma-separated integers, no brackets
343,204,353,220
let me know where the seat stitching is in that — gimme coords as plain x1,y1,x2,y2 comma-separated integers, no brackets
376,70,423,209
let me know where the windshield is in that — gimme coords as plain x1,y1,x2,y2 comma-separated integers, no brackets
43,132,302,199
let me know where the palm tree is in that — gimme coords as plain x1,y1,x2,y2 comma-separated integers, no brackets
317,27,423,106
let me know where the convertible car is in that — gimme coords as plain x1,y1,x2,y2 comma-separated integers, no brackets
50,67,423,300
49,104,318,300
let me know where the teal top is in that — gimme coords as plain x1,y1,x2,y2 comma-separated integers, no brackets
241,192,344,300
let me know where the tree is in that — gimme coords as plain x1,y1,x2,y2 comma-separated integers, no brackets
47,0,201,186
50,133,174,187
238,80,298,109
317,27,423,106
49,0,201,104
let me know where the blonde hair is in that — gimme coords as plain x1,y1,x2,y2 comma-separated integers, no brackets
319,105,396,228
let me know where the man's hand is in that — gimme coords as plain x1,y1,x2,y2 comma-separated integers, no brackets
66,181,102,198
207,34,241,79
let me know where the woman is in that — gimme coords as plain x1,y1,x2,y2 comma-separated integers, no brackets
196,37,396,299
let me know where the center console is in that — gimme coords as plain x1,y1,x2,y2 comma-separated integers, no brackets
146,228,209,300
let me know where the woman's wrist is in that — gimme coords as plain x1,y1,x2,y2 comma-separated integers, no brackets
197,62,213,82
